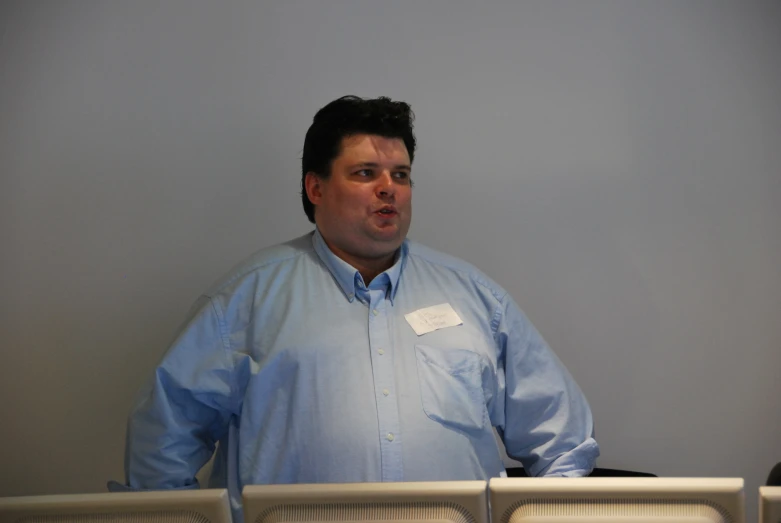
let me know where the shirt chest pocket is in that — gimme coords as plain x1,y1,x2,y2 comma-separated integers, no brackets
414,344,487,433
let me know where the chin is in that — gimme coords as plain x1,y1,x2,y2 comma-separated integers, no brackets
371,231,404,246
364,237,402,257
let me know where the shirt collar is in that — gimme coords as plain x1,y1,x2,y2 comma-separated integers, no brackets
312,228,407,304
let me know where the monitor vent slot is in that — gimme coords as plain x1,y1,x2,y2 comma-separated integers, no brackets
17,510,211,523
256,501,475,523
501,500,732,523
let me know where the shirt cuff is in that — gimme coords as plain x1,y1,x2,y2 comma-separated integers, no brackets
536,437,600,477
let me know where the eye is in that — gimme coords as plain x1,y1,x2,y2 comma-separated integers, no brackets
355,169,373,177
393,171,411,182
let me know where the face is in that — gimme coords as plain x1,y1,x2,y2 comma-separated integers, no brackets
305,134,412,269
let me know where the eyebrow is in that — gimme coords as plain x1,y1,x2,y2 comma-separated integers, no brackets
348,162,411,171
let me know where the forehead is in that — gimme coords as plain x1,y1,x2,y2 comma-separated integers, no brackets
336,134,410,164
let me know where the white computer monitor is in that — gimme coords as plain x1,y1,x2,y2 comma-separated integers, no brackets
489,478,744,523
242,481,488,523
0,489,232,523
760,487,781,523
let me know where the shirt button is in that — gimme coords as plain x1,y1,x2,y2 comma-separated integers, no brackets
386,433,395,442
382,388,390,396
348,293,354,300
372,309,379,316
378,349,385,355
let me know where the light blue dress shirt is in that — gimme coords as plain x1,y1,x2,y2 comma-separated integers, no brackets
120,230,599,520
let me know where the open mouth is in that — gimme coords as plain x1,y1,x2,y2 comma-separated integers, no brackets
376,208,397,217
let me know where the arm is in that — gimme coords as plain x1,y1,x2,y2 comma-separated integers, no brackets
494,294,599,477
119,296,244,490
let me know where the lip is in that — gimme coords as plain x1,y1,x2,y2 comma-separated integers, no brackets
374,206,398,217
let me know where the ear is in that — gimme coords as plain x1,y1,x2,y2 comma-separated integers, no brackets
304,172,324,205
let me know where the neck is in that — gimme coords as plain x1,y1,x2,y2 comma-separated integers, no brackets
342,252,396,285
356,264,390,286
321,239,397,285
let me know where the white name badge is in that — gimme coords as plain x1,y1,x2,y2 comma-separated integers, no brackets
405,303,463,336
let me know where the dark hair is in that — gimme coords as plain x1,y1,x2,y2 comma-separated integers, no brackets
301,95,416,223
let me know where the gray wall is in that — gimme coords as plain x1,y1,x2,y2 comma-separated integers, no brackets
1,1,779,521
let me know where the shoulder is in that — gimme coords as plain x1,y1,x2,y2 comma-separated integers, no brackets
405,239,508,303
203,232,316,297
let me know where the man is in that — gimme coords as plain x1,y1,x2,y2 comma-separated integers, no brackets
114,96,599,520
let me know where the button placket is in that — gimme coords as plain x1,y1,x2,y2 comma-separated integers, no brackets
367,287,402,481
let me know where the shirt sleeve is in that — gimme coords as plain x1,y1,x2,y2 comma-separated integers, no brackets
494,293,600,477
123,295,245,490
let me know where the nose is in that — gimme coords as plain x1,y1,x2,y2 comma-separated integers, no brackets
375,171,395,199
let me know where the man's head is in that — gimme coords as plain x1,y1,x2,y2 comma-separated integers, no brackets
301,96,416,274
